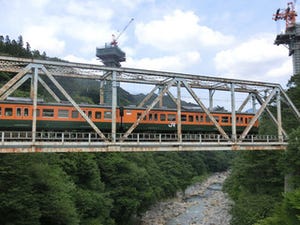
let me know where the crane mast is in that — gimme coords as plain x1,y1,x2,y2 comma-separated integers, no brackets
274,1,300,74
273,1,297,30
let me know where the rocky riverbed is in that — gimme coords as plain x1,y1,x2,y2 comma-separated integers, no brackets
140,171,231,225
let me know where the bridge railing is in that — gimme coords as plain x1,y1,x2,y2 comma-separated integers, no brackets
0,131,287,144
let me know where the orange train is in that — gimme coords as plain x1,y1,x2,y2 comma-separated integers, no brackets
0,100,259,133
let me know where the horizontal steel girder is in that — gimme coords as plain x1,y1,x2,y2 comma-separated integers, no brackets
0,56,281,93
0,142,287,153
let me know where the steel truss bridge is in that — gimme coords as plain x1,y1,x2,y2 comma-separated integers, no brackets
0,56,299,153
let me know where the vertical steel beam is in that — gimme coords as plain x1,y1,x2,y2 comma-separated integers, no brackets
99,80,104,104
159,86,163,108
209,89,214,111
252,93,256,113
182,81,229,140
177,80,182,142
40,65,108,142
239,88,277,141
111,71,117,142
231,84,237,142
32,65,39,144
276,89,283,142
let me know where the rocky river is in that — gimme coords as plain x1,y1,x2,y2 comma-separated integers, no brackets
140,171,232,225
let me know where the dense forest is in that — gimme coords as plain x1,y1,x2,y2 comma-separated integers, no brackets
224,70,300,224
0,35,234,225
1,35,299,225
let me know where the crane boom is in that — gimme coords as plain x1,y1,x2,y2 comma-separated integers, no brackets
111,18,134,46
273,1,297,30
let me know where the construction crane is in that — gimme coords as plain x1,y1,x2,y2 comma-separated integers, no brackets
273,1,297,30
111,18,134,46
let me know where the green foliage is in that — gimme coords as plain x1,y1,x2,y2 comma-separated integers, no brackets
285,127,300,188
223,151,284,224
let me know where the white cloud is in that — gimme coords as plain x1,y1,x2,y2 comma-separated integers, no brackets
214,34,292,84
135,10,234,52
125,51,201,72
23,26,65,55
63,54,100,65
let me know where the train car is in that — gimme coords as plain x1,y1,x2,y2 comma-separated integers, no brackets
0,100,259,133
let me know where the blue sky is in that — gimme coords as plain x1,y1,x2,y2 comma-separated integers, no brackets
0,0,295,92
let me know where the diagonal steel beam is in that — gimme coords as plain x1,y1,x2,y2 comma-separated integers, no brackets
38,76,61,102
40,65,108,142
239,88,277,142
0,64,32,97
137,85,160,107
182,81,230,140
0,74,31,100
255,93,287,137
121,79,176,141
237,93,252,113
278,85,300,121
166,90,177,105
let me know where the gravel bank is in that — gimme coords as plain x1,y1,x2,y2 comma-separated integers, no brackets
140,172,231,225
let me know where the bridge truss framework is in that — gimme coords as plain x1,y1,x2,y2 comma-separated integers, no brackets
0,56,299,153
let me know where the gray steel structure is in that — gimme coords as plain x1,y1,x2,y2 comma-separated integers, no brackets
0,56,299,153
274,23,300,74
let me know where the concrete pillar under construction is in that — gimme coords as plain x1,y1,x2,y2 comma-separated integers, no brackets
274,23,300,75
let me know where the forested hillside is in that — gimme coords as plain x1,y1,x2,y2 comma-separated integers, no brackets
224,72,300,225
0,35,234,225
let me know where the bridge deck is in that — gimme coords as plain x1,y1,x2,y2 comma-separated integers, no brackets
0,132,287,153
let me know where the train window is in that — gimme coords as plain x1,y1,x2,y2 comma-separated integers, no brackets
5,108,13,116
42,109,54,117
0,107,1,116
17,108,21,117
181,115,187,121
214,116,220,122
201,115,204,122
24,108,29,117
149,113,158,121
137,113,142,120
160,114,166,121
87,111,92,118
188,115,193,122
168,114,176,121
222,116,229,123
104,111,112,119
58,110,69,118
95,111,102,119
195,115,199,122
72,111,79,118
149,113,153,120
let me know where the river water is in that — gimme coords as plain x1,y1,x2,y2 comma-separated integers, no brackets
140,172,231,225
